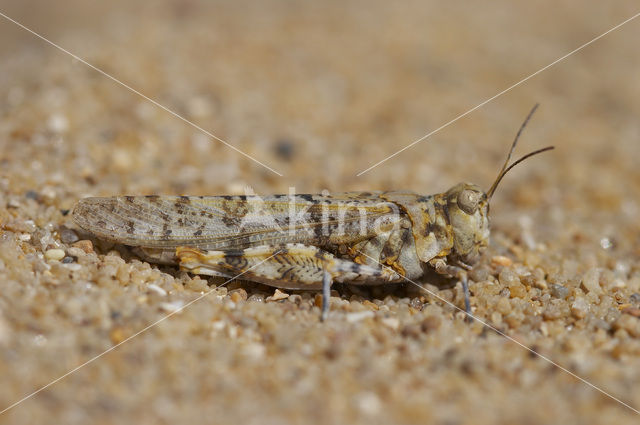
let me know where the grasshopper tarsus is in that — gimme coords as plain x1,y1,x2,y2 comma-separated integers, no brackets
321,270,331,322
462,276,472,320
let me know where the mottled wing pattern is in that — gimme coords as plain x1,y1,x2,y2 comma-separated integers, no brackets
72,193,401,250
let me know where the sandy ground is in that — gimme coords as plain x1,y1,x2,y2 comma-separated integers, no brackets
1,1,640,424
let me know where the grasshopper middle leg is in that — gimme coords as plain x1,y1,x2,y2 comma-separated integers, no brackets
429,258,472,315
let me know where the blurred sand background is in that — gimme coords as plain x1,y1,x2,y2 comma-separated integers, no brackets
1,1,640,424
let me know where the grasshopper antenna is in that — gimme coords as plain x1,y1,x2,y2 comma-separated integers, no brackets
487,104,554,199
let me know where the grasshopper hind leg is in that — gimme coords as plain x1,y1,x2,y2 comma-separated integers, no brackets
176,243,398,320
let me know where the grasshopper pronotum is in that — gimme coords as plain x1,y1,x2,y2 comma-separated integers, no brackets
73,105,553,320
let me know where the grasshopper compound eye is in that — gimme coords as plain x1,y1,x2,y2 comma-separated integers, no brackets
457,189,482,215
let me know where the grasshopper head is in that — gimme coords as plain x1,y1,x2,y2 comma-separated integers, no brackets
445,183,490,262
443,104,554,264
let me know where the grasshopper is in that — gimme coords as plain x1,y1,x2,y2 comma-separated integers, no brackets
72,105,552,320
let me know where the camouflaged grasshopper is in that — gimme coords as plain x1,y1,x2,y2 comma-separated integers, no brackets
72,105,552,320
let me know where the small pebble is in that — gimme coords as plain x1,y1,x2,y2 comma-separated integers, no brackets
346,311,374,323
363,300,379,310
533,279,548,290
268,289,289,301
550,284,569,299
612,279,626,288
274,138,295,161
543,301,564,320
25,190,40,201
355,392,381,416
247,294,265,303
59,227,79,244
42,187,56,200
381,317,400,330
147,284,168,296
242,343,266,360
61,256,75,264
508,282,527,299
630,293,640,306
160,301,185,313
421,315,441,332
613,314,640,337
496,297,511,315
47,113,69,133
45,249,65,261
498,268,520,286
599,237,613,250
5,219,36,233
72,240,94,254
109,326,127,344
287,294,302,305
401,324,422,338
582,268,602,295
491,255,513,267
622,307,640,317
571,297,589,319
67,247,86,258
62,263,82,271
469,265,489,282
409,297,424,310
230,289,248,303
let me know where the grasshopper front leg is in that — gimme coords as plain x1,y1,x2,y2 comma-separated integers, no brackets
429,258,472,314
176,243,399,320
